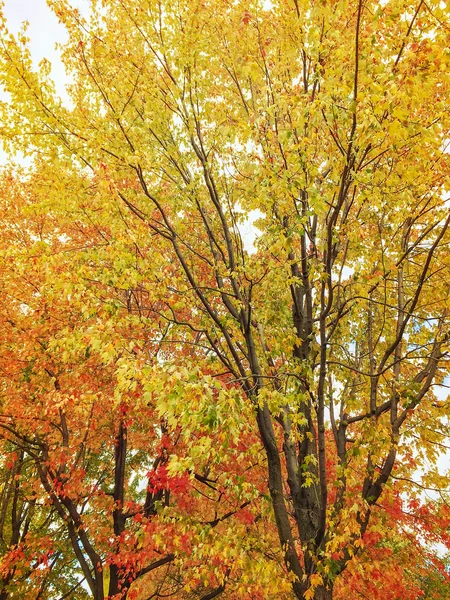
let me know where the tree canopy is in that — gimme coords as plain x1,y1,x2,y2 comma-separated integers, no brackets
0,0,450,599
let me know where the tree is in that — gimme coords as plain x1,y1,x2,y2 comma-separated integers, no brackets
1,0,450,598
0,163,294,600
0,167,287,599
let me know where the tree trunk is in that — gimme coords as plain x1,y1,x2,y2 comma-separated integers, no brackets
314,585,333,600
0,585,9,600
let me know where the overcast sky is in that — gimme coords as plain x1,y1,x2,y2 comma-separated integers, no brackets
2,0,89,97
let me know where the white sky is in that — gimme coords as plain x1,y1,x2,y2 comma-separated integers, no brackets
2,0,89,98
0,0,89,164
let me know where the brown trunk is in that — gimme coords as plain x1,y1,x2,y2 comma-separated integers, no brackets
109,421,128,598
314,585,333,600
0,581,10,600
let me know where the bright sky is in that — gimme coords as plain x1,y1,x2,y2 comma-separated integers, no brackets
2,0,89,97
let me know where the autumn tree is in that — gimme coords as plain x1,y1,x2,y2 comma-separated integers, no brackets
0,166,289,599
1,0,450,599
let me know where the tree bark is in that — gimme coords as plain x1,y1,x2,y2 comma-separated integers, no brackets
314,585,333,600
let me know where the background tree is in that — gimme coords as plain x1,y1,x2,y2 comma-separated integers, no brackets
1,0,450,599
